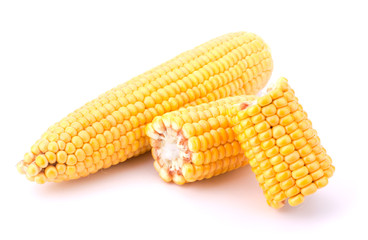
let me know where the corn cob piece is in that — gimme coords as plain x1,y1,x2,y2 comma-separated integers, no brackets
17,32,273,183
229,77,335,208
146,95,256,185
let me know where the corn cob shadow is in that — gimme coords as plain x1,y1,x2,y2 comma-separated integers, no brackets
161,165,342,218
32,152,343,218
17,31,273,183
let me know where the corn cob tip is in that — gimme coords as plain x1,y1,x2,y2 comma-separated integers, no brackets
230,77,335,208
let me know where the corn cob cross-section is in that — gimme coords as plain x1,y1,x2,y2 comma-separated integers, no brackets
230,77,335,208
17,32,273,183
146,95,256,185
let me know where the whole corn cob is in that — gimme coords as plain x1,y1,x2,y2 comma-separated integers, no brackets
229,77,335,208
17,32,273,183
146,95,256,185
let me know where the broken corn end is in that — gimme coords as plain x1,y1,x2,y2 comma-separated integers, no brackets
146,96,255,184
230,77,335,208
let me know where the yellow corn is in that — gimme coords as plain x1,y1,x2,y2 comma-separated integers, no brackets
146,95,255,185
229,77,335,208
17,32,273,183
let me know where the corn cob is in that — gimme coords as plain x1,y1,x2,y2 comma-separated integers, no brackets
146,95,256,185
229,77,335,208
17,32,273,183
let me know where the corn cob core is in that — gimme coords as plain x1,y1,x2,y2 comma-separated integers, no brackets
230,77,335,208
17,32,273,183
146,96,255,185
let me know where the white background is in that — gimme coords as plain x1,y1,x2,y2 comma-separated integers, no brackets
0,1,367,239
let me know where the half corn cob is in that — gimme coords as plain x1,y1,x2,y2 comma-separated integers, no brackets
229,77,335,208
146,95,256,185
17,32,273,183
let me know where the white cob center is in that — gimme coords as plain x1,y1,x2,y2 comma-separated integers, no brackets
157,128,188,172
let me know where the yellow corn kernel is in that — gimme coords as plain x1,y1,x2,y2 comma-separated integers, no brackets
306,161,320,173
245,127,257,138
276,170,291,182
292,166,309,179
293,111,305,123
261,138,275,150
240,118,253,129
45,166,58,179
290,129,304,140
277,106,291,118
47,142,59,153
26,163,40,177
285,186,300,198
301,183,317,196
289,159,305,171
251,114,265,124
285,122,298,134
299,144,313,157
35,173,46,184
273,191,287,202
315,177,328,188
280,144,295,156
296,175,313,188
268,184,281,195
258,129,272,141
293,137,307,149
269,154,283,165
66,155,77,165
35,155,48,168
280,178,295,190
279,115,294,126
56,163,66,174
269,88,283,100
23,152,34,164
273,162,288,173
249,136,261,147
66,165,77,176
188,137,200,152
65,143,76,154
263,168,275,178
284,151,300,164
288,194,304,206
272,125,286,139
262,104,277,116
259,159,272,170
310,168,324,180
257,94,272,107
274,97,288,108
276,135,292,147
45,152,56,164
265,146,279,158
247,105,261,117
266,115,279,126
303,153,316,164
254,121,270,133
264,178,278,188
303,128,315,139
308,136,320,147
